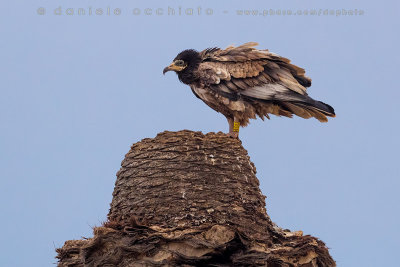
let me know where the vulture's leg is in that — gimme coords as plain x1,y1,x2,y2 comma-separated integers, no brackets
227,117,240,139
227,117,234,134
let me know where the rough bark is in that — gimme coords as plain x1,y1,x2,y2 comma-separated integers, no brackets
56,130,335,267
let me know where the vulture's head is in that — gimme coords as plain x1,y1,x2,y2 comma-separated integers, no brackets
163,49,201,84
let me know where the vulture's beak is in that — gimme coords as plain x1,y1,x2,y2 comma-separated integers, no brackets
162,66,171,75
163,62,184,74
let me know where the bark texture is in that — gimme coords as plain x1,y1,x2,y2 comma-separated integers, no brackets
57,130,335,267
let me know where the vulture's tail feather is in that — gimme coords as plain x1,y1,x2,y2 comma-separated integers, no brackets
310,100,336,116
289,98,335,122
245,93,335,122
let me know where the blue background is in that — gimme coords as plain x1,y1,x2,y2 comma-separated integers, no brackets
1,1,399,266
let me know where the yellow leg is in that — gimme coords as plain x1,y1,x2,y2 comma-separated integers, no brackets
227,117,240,139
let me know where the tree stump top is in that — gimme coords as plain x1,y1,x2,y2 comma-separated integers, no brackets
57,130,335,266
109,130,271,242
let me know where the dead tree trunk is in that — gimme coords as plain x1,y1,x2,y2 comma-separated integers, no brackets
57,130,335,267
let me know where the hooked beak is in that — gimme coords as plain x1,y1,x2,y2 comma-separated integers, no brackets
163,62,185,75
163,65,172,75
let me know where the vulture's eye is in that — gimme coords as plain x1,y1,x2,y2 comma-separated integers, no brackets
175,60,184,66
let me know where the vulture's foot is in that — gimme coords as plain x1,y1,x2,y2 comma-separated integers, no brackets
227,132,239,139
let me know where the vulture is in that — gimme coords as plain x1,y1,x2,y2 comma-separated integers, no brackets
163,42,335,138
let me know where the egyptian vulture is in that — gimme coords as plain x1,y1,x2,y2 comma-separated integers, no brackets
163,42,335,138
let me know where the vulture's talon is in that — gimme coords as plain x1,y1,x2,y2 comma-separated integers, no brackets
227,132,239,139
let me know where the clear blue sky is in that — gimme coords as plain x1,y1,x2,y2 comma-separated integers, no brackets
1,0,399,266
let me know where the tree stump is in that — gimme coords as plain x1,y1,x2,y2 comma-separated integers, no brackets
56,130,335,266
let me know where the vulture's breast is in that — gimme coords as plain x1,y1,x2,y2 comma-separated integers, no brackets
191,85,246,115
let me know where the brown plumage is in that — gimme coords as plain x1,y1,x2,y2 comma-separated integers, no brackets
163,42,335,138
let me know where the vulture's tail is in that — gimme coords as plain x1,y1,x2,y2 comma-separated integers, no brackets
282,97,335,122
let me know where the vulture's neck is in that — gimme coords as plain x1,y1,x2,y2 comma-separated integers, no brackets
177,69,197,85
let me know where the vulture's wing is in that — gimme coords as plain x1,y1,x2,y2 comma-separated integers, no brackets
196,42,334,121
